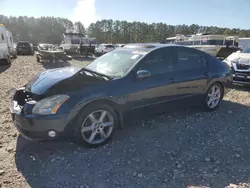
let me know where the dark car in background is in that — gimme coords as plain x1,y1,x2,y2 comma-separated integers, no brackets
10,44,232,147
16,41,34,55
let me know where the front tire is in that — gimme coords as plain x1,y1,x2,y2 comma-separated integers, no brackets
202,83,223,111
72,103,118,147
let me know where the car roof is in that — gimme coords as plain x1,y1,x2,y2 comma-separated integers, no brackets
17,41,30,44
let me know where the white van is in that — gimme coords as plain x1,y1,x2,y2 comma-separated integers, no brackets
6,30,16,58
0,24,12,64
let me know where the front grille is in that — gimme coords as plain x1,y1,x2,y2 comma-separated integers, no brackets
236,64,250,70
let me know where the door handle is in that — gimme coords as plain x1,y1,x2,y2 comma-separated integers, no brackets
204,72,211,76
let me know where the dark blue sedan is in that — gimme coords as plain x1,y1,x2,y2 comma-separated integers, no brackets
10,44,232,147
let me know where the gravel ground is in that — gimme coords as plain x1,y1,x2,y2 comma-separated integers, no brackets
1,56,250,188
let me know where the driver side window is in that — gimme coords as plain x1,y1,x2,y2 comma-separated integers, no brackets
137,48,175,75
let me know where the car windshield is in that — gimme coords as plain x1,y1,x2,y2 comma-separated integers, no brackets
241,47,250,53
17,42,30,47
86,49,145,78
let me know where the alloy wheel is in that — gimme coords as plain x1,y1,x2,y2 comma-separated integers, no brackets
207,85,221,109
81,110,114,144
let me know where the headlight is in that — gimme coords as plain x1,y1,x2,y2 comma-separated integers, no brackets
32,95,69,115
224,59,237,67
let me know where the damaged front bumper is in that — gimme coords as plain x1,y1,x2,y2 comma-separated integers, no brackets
10,88,69,141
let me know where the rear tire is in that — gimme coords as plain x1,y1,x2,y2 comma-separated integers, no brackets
202,83,223,111
72,103,118,147
4,56,11,65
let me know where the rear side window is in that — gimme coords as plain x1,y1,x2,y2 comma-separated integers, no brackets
176,47,207,70
24,43,30,47
138,47,175,75
105,45,115,48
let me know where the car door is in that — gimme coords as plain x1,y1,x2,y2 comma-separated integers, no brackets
127,47,180,110
174,46,210,98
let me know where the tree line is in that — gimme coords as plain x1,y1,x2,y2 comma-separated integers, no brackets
1,15,250,44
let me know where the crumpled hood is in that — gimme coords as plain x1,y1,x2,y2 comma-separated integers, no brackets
25,66,81,95
226,52,250,64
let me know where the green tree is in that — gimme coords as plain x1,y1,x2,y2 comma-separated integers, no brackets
74,21,85,34
1,15,250,44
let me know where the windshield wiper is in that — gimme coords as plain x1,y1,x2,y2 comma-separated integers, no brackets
79,68,112,81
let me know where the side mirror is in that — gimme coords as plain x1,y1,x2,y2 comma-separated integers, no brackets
136,70,151,79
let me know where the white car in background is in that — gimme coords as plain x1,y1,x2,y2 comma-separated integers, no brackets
95,44,115,56
224,47,250,85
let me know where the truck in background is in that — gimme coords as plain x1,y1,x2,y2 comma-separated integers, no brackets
59,33,97,56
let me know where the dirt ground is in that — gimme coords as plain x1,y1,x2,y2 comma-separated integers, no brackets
1,56,250,188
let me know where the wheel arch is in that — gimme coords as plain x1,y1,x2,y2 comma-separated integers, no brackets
82,99,123,119
65,98,124,133
207,80,224,98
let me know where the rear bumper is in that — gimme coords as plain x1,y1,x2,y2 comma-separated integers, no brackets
17,50,32,54
11,51,17,56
